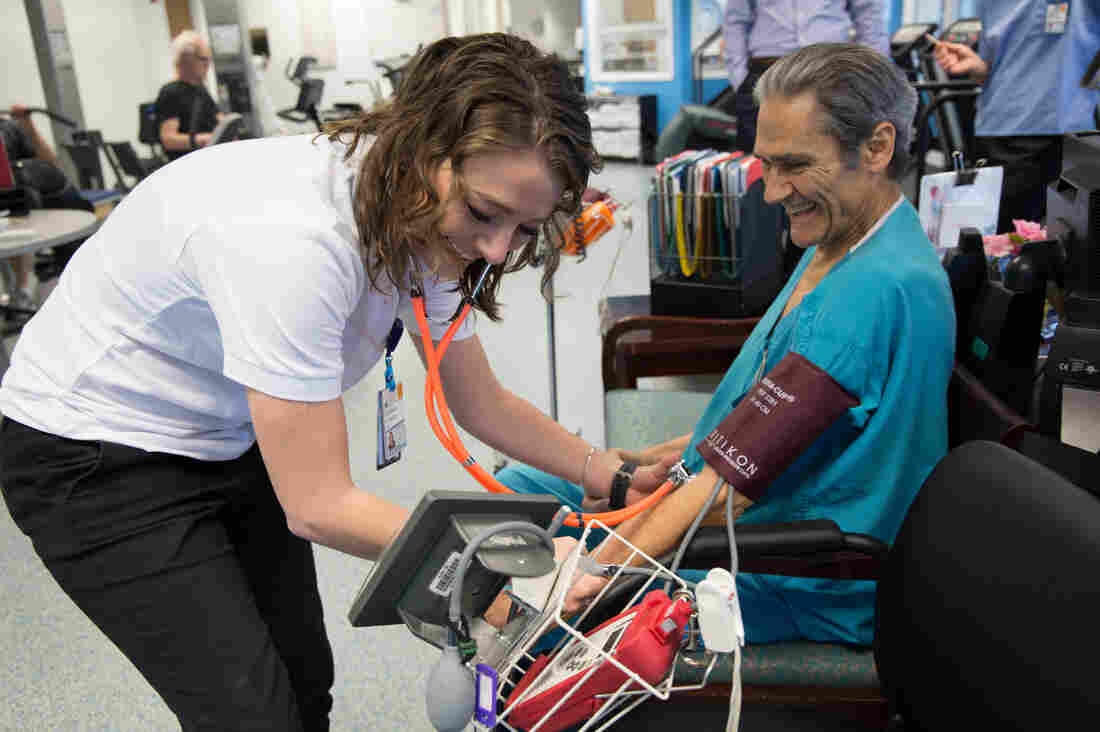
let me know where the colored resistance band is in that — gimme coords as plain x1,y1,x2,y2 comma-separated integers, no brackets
674,193,698,277
410,266,676,528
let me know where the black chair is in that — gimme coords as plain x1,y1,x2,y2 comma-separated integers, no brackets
947,361,1035,449
68,130,129,193
591,348,1064,730
105,141,155,188
615,441,1100,730
61,140,107,190
138,101,168,168
875,440,1100,730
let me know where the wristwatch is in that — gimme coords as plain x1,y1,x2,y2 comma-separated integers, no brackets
608,461,638,511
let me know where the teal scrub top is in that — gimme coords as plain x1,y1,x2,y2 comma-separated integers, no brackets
683,198,955,644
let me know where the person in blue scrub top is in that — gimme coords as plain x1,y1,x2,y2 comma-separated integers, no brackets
497,43,955,646
931,0,1100,233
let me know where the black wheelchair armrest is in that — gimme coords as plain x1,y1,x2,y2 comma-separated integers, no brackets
577,521,888,634
677,519,889,580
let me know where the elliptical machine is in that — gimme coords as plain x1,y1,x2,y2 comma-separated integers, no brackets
278,56,324,132
891,19,983,180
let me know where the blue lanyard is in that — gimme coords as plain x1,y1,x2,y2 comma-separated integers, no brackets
384,318,403,392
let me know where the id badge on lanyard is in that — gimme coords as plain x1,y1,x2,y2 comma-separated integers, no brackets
1045,3,1068,34
377,318,408,470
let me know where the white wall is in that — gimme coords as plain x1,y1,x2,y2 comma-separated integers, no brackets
61,0,172,155
239,0,450,119
2,3,57,155
7,0,469,158
508,0,581,58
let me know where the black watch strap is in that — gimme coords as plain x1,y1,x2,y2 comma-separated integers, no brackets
609,461,638,511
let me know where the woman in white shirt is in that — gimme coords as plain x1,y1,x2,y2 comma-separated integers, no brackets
0,33,665,731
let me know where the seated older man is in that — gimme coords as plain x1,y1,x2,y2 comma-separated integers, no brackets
497,42,955,646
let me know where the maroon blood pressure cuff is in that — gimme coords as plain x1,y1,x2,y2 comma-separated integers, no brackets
695,352,858,502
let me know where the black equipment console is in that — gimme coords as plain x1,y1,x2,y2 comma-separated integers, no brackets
941,17,982,48
1039,156,1100,437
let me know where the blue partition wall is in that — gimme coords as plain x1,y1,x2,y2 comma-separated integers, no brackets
582,0,908,138
582,0,699,136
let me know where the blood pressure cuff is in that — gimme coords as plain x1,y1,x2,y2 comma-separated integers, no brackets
696,352,858,502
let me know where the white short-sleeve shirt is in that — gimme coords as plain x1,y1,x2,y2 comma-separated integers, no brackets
0,134,475,460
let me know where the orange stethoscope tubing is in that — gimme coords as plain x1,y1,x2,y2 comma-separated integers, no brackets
410,271,676,529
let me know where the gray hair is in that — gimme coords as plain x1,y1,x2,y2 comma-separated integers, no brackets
172,30,205,66
753,43,918,180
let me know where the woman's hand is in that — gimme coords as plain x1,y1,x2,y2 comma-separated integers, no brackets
581,453,680,514
606,447,654,466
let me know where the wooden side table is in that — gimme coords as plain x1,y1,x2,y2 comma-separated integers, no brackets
599,294,760,390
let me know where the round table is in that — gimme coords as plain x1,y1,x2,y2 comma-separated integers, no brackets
0,208,100,258
1,209,99,373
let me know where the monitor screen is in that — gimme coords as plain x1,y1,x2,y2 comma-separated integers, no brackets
892,23,935,46
347,490,561,629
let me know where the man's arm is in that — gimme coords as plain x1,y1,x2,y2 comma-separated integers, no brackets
560,464,753,613
849,0,889,56
10,105,60,167
157,86,213,151
723,0,754,91
569,351,860,608
159,118,212,152
595,463,754,565
247,388,409,560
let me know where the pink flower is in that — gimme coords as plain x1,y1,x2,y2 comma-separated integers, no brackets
983,234,1016,257
1012,220,1047,241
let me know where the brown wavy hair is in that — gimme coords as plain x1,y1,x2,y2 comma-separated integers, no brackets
325,33,601,321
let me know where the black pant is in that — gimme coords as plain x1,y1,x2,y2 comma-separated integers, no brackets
0,418,334,731
732,67,764,155
975,135,1063,234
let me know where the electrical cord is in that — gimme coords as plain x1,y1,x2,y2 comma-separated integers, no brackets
664,475,727,593
724,477,742,732
577,554,698,589
725,480,738,577
447,520,559,635
429,515,565,732
596,205,634,305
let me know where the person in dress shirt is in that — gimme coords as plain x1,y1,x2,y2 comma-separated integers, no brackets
723,0,888,153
